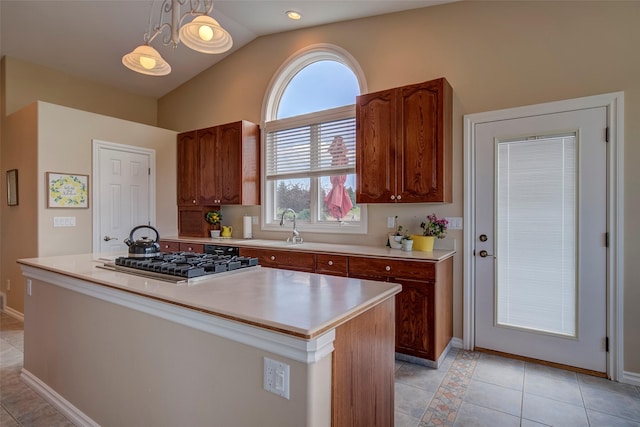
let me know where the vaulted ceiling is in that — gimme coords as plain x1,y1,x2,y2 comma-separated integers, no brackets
1,1,454,98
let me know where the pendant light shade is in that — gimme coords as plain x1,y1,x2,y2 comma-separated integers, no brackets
122,0,232,75
179,16,233,54
122,45,171,76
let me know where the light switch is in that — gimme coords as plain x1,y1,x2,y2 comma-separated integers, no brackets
445,217,463,230
54,217,76,227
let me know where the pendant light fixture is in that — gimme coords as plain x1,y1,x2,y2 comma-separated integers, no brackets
122,0,232,76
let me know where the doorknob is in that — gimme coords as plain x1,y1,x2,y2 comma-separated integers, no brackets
103,235,118,241
478,250,495,258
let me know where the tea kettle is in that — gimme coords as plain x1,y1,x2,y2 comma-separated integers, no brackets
124,225,160,258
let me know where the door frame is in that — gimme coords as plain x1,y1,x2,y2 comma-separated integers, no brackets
91,139,157,253
462,92,624,381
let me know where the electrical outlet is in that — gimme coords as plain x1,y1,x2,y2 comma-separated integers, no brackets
6,279,10,291
252,216,258,225
264,357,290,399
26,279,32,296
387,216,395,228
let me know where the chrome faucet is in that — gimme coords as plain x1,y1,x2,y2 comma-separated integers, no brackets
280,208,303,244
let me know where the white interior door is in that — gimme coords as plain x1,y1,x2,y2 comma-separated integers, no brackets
474,107,607,373
93,141,154,254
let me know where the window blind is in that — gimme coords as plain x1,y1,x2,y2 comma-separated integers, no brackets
266,116,356,180
496,135,577,337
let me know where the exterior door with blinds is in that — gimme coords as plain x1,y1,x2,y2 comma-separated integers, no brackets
474,107,607,373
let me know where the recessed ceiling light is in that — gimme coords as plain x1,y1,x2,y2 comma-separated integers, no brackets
286,10,302,20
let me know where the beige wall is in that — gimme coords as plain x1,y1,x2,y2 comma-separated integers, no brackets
1,102,178,313
1,104,38,312
158,1,640,373
3,57,158,127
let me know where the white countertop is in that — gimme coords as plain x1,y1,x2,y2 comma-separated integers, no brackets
18,253,401,339
161,237,455,262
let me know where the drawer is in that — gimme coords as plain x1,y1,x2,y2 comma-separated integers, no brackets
158,240,180,252
348,256,435,281
179,242,204,253
240,248,315,272
315,254,348,277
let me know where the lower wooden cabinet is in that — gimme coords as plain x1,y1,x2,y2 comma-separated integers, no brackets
349,256,453,362
158,240,180,252
315,254,348,277
239,247,316,272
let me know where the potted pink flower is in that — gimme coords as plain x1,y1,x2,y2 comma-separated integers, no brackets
412,213,448,251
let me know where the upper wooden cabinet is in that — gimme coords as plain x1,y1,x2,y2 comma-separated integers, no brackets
356,77,453,203
177,120,260,207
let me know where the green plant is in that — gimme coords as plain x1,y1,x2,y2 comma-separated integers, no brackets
205,210,222,225
393,215,404,236
420,213,448,239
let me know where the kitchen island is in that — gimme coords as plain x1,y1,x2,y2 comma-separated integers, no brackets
18,254,401,427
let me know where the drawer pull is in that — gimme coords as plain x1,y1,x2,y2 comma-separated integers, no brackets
328,261,334,266
385,265,391,272
270,256,276,261
188,247,193,251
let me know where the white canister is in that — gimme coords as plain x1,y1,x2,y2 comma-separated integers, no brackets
243,215,253,239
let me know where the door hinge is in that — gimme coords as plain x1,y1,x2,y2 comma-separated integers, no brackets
605,232,609,248
605,127,609,143
606,336,609,352
148,167,151,175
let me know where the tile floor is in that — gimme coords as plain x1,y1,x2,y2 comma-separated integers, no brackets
1,311,639,426
395,348,640,427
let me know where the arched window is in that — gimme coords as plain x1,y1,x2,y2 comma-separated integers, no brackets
261,44,367,233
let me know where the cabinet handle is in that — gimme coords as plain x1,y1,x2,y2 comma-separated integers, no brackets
396,195,402,200
192,199,196,204
188,247,193,251
390,195,395,200
385,265,391,272
328,260,334,266
270,256,276,261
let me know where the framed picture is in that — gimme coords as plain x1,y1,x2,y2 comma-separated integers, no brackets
6,169,18,206
47,172,89,208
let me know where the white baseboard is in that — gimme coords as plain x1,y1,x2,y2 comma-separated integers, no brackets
20,369,99,427
3,306,24,322
451,337,463,349
621,370,640,386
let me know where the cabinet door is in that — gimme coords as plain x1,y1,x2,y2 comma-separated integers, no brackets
158,240,180,252
217,122,242,205
239,248,315,272
398,78,452,203
356,89,397,203
198,126,220,205
315,254,348,277
395,279,435,360
177,131,199,206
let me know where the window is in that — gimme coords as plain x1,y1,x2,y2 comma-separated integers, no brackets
262,45,367,233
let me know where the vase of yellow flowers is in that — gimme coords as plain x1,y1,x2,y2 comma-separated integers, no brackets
205,210,222,238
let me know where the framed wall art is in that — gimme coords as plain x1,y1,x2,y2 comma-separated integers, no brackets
6,169,18,206
47,172,89,208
